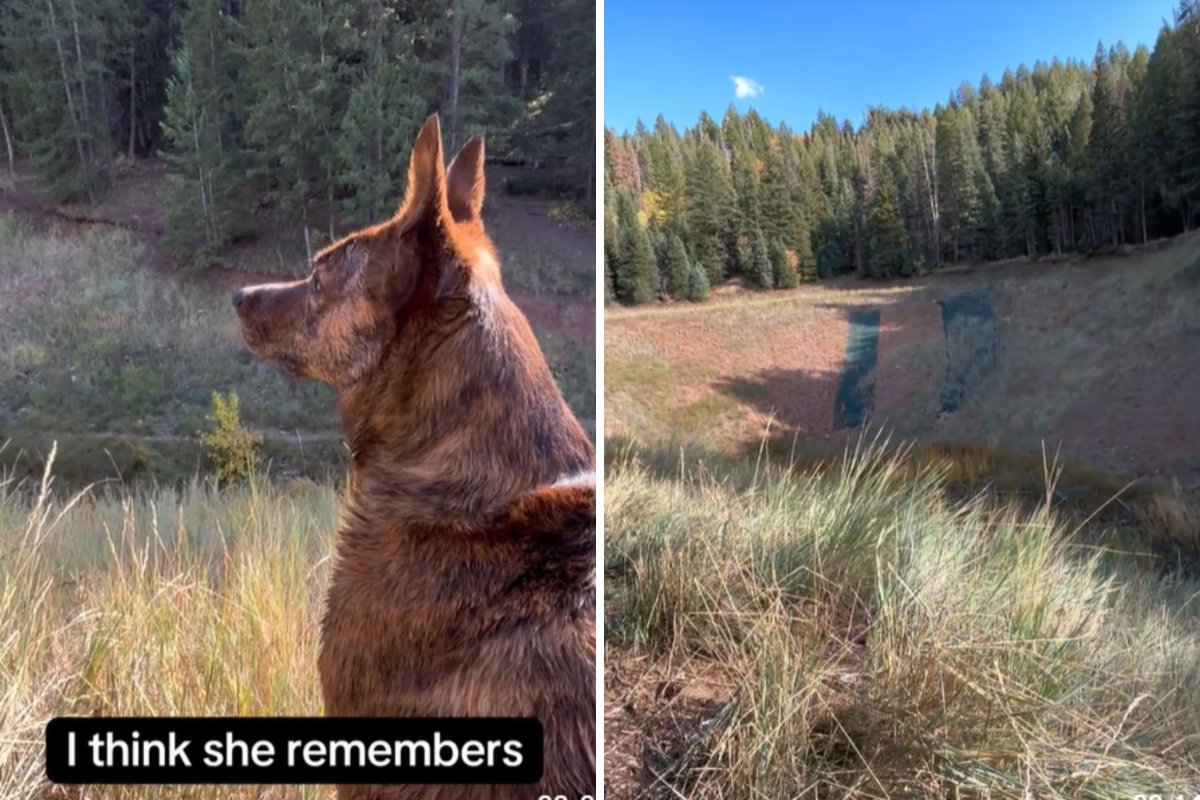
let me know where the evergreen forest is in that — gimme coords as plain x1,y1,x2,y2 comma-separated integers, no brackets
604,3,1200,303
0,0,595,259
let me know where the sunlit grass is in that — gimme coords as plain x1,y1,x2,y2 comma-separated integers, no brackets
0,447,338,799
606,437,1200,798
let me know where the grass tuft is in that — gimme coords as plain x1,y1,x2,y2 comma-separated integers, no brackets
606,438,1200,798
0,448,336,799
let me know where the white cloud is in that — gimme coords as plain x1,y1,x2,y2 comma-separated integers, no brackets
732,75,764,99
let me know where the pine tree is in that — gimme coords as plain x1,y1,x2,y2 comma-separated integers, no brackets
788,138,821,278
240,0,352,236
1169,8,1200,227
643,115,687,229
1088,43,1135,245
759,143,794,246
685,133,736,284
335,2,439,225
663,232,691,298
0,0,138,201
159,0,252,258
160,47,235,260
686,260,711,301
603,171,618,304
769,238,798,288
612,188,658,304
518,0,596,210
866,155,911,277
750,229,773,289
443,0,520,150
936,104,985,261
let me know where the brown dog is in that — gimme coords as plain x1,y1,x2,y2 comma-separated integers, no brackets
233,114,596,799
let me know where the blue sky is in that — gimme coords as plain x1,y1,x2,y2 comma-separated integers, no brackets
604,0,1179,133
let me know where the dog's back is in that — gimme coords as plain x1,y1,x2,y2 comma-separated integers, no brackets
320,481,595,799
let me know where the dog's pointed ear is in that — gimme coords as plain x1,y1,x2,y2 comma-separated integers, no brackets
446,136,486,223
397,114,447,224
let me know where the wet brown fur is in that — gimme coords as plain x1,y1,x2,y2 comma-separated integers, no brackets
234,115,595,799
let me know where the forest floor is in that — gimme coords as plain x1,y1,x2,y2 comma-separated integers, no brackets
0,158,595,489
607,230,1200,486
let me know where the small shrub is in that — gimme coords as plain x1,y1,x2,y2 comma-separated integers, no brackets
91,334,124,362
6,342,47,372
201,391,263,482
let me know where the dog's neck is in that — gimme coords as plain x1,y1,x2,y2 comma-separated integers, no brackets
336,285,594,532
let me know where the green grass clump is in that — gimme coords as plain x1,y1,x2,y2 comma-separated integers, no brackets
0,449,337,799
606,438,1200,798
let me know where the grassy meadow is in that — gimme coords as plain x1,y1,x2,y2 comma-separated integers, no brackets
0,212,594,486
605,439,1200,798
0,213,341,485
605,234,1200,480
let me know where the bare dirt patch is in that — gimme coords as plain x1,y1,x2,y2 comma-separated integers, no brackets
604,656,735,799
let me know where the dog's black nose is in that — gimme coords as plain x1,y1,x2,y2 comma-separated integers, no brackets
232,289,246,308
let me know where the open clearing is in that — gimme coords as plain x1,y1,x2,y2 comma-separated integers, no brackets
607,233,1200,485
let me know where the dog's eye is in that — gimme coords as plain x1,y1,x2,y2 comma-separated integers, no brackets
311,276,321,294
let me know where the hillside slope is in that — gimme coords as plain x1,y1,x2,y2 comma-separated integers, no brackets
607,234,1200,484
0,160,595,487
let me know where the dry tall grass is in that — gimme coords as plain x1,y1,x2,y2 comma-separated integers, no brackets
606,439,1200,798
0,448,337,799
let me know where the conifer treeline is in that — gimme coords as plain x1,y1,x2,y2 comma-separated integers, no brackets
604,5,1200,305
0,0,594,258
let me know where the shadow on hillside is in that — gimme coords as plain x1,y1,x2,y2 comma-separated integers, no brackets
707,289,952,446
711,365,845,443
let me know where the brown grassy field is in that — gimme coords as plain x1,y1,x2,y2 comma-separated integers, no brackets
1,453,335,799
607,232,1200,484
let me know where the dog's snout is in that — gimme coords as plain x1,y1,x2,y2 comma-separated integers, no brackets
232,289,247,309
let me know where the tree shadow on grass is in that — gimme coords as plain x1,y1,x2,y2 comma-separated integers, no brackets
710,365,846,443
